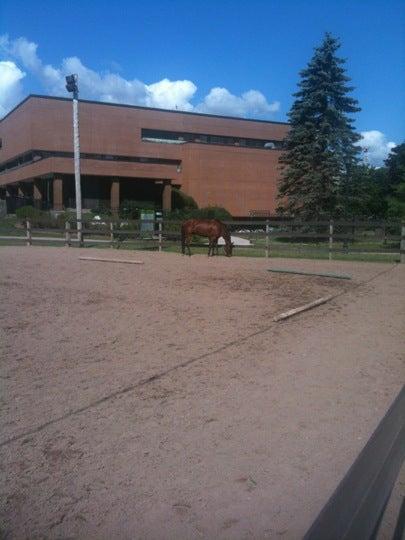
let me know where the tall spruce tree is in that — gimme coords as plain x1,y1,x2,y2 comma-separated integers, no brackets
385,143,405,218
278,33,361,219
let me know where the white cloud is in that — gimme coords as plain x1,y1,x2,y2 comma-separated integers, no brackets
146,79,196,111
358,130,397,167
196,87,280,117
0,60,25,116
0,34,280,120
8,36,41,71
1,35,64,94
62,56,148,104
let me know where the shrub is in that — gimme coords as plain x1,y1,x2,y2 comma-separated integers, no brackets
195,206,232,220
172,188,198,210
91,205,112,217
15,206,44,221
119,200,155,220
163,205,232,222
15,206,59,228
54,211,84,228
15,207,83,229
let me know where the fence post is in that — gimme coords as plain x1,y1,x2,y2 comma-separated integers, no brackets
158,218,163,252
265,220,270,258
26,219,32,246
343,221,349,254
65,221,71,247
401,222,405,264
110,222,114,248
329,219,334,261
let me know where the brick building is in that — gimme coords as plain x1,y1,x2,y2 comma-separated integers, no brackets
0,95,289,217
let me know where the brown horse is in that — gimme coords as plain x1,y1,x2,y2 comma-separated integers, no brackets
181,219,234,256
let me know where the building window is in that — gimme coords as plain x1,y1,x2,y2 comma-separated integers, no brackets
141,128,284,150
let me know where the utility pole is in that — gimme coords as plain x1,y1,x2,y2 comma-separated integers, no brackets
65,74,83,245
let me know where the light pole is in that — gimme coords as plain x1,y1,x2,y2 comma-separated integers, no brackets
65,74,83,244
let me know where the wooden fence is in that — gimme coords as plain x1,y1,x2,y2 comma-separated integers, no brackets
304,385,405,540
1,218,404,262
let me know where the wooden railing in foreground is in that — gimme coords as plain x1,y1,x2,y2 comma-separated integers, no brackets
303,385,405,540
1,218,404,262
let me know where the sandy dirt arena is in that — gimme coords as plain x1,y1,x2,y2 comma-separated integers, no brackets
0,246,404,539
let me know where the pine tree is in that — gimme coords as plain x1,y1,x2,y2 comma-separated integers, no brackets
278,33,361,219
385,143,405,218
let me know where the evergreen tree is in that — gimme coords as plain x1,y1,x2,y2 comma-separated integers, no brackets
385,143,405,189
278,33,361,219
346,164,389,218
385,143,405,218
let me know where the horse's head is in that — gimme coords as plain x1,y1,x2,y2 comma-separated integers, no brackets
224,241,234,257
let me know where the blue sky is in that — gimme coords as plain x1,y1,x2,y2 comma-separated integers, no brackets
1,0,404,164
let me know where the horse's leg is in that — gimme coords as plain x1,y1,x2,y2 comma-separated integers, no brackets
208,237,214,256
186,234,192,256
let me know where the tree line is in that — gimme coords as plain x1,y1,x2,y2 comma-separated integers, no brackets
277,33,404,221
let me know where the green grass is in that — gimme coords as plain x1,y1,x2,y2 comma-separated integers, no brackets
161,243,399,263
0,239,399,262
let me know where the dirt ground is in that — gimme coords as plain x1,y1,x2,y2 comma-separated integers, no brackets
0,246,404,540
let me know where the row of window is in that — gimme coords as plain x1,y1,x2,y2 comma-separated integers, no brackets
0,150,181,174
0,127,284,175
141,129,284,149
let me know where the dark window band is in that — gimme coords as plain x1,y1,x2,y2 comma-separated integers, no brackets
141,128,284,150
0,150,181,174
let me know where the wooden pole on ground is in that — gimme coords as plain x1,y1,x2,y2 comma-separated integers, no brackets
268,269,351,279
401,222,405,264
273,294,335,322
79,257,144,265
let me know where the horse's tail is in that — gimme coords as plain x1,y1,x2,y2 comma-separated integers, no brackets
181,224,186,254
222,223,233,255
222,223,231,243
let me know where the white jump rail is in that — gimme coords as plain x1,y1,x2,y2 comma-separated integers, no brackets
79,257,144,264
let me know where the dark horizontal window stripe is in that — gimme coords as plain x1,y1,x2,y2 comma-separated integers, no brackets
141,128,285,150
0,150,180,174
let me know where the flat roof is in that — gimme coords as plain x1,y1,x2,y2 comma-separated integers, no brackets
1,94,290,126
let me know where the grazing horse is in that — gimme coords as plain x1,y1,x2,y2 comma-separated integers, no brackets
181,219,233,256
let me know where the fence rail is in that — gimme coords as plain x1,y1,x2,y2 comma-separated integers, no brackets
304,385,405,540
1,218,404,262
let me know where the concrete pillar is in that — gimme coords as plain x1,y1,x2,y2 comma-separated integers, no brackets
53,177,63,211
110,178,120,214
33,179,43,209
18,183,32,198
162,181,172,212
6,185,17,197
